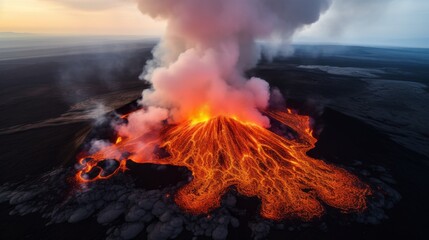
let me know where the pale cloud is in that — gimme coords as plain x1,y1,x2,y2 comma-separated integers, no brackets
296,0,429,47
0,0,163,35
2,0,427,47
298,0,393,37
40,0,132,11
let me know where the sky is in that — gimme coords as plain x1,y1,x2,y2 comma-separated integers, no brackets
0,0,428,47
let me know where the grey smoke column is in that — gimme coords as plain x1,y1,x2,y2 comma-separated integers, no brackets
138,0,331,68
129,0,332,130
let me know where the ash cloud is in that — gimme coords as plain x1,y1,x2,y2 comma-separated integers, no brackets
138,0,332,68
134,0,332,129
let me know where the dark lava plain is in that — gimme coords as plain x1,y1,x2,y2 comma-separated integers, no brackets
0,41,428,239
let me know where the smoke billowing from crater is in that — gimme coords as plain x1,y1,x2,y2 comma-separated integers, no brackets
134,0,332,128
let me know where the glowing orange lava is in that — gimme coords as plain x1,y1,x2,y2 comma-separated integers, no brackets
76,109,371,220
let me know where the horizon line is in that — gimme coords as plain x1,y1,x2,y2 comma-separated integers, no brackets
1,32,428,50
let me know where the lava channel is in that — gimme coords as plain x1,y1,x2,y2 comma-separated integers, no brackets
76,110,371,221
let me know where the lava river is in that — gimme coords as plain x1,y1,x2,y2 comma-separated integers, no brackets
76,109,371,221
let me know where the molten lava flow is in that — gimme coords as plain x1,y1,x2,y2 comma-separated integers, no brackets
76,109,371,220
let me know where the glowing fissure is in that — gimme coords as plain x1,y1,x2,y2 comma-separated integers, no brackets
77,110,371,220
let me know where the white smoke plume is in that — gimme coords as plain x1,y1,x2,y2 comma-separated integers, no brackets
134,0,332,127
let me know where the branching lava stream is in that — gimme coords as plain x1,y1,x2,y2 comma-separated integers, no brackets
76,109,371,221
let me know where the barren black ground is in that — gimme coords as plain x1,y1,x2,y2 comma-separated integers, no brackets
0,40,428,239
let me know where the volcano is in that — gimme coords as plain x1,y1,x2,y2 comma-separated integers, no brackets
1,43,425,240
76,107,371,221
